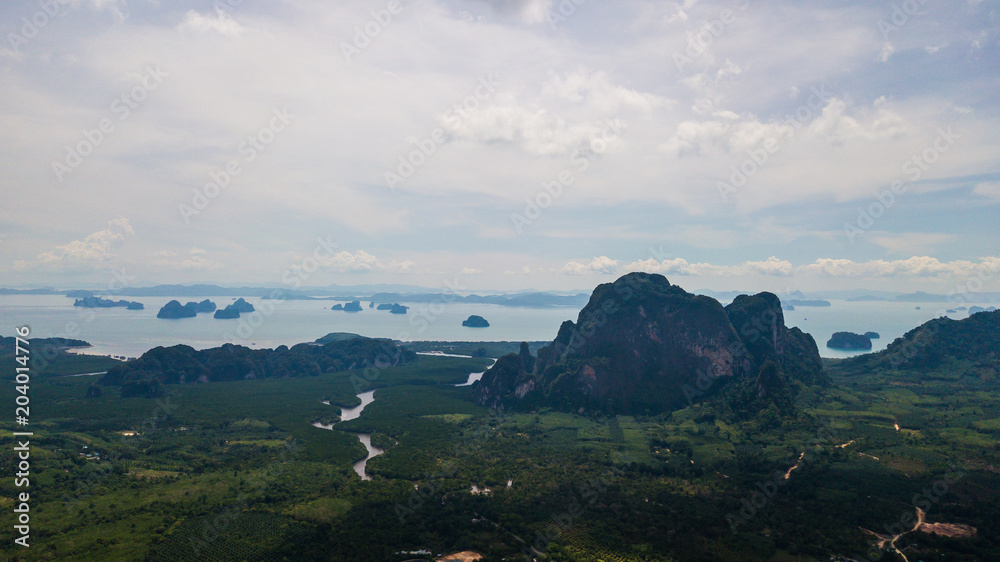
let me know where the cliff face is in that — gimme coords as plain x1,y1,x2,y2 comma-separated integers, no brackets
473,273,825,414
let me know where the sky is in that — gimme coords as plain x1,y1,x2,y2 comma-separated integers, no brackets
1,0,998,295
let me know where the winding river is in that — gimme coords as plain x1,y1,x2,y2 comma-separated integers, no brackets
313,358,493,480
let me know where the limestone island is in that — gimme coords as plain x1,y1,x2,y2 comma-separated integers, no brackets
462,315,490,328
864,331,880,340
74,296,144,310
156,299,217,319
214,298,256,319
332,301,363,312
826,332,872,350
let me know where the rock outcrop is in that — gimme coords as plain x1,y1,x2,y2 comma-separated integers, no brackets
473,273,825,414
333,301,363,312
826,332,872,350
463,315,490,328
157,299,217,319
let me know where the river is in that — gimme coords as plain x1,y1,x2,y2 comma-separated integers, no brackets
312,362,490,480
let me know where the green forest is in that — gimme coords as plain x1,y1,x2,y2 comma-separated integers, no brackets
1,327,999,561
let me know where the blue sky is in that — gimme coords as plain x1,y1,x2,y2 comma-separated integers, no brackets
1,0,998,293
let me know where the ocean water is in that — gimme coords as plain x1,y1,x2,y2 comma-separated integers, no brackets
0,295,988,359
0,295,577,358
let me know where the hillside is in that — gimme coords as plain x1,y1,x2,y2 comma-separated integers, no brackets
830,309,1000,388
99,336,416,397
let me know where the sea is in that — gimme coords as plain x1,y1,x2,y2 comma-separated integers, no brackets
0,295,989,360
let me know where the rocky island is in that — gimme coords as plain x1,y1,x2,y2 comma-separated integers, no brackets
156,299,217,319
214,298,256,319
332,300,364,312
462,315,490,328
74,296,144,310
827,331,873,350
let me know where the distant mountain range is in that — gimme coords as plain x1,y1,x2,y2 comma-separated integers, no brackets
2,284,997,305
0,284,589,308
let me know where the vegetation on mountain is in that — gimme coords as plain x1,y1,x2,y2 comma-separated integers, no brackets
98,336,417,390
156,299,217,318
475,273,825,416
462,315,490,328
214,298,256,319
826,332,873,350
74,296,144,309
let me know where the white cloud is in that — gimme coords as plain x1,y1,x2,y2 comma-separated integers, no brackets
560,256,620,275
442,96,615,157
477,0,554,24
878,41,895,63
460,268,484,275
504,266,535,275
871,233,956,254
313,250,415,274
152,247,221,271
18,217,134,270
973,182,1000,200
178,9,245,36
543,70,672,113
799,257,1000,278
625,256,794,277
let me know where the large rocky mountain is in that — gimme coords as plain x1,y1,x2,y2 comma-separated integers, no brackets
473,273,825,414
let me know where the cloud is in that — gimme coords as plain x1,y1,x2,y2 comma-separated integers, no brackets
17,217,134,270
542,70,672,113
625,256,794,277
314,250,415,274
560,256,620,275
871,233,956,254
476,0,554,24
441,69,657,157
386,260,417,273
799,256,1000,278
152,247,221,271
178,9,245,36
973,182,1000,200
504,266,535,275
442,97,613,157
460,268,484,275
